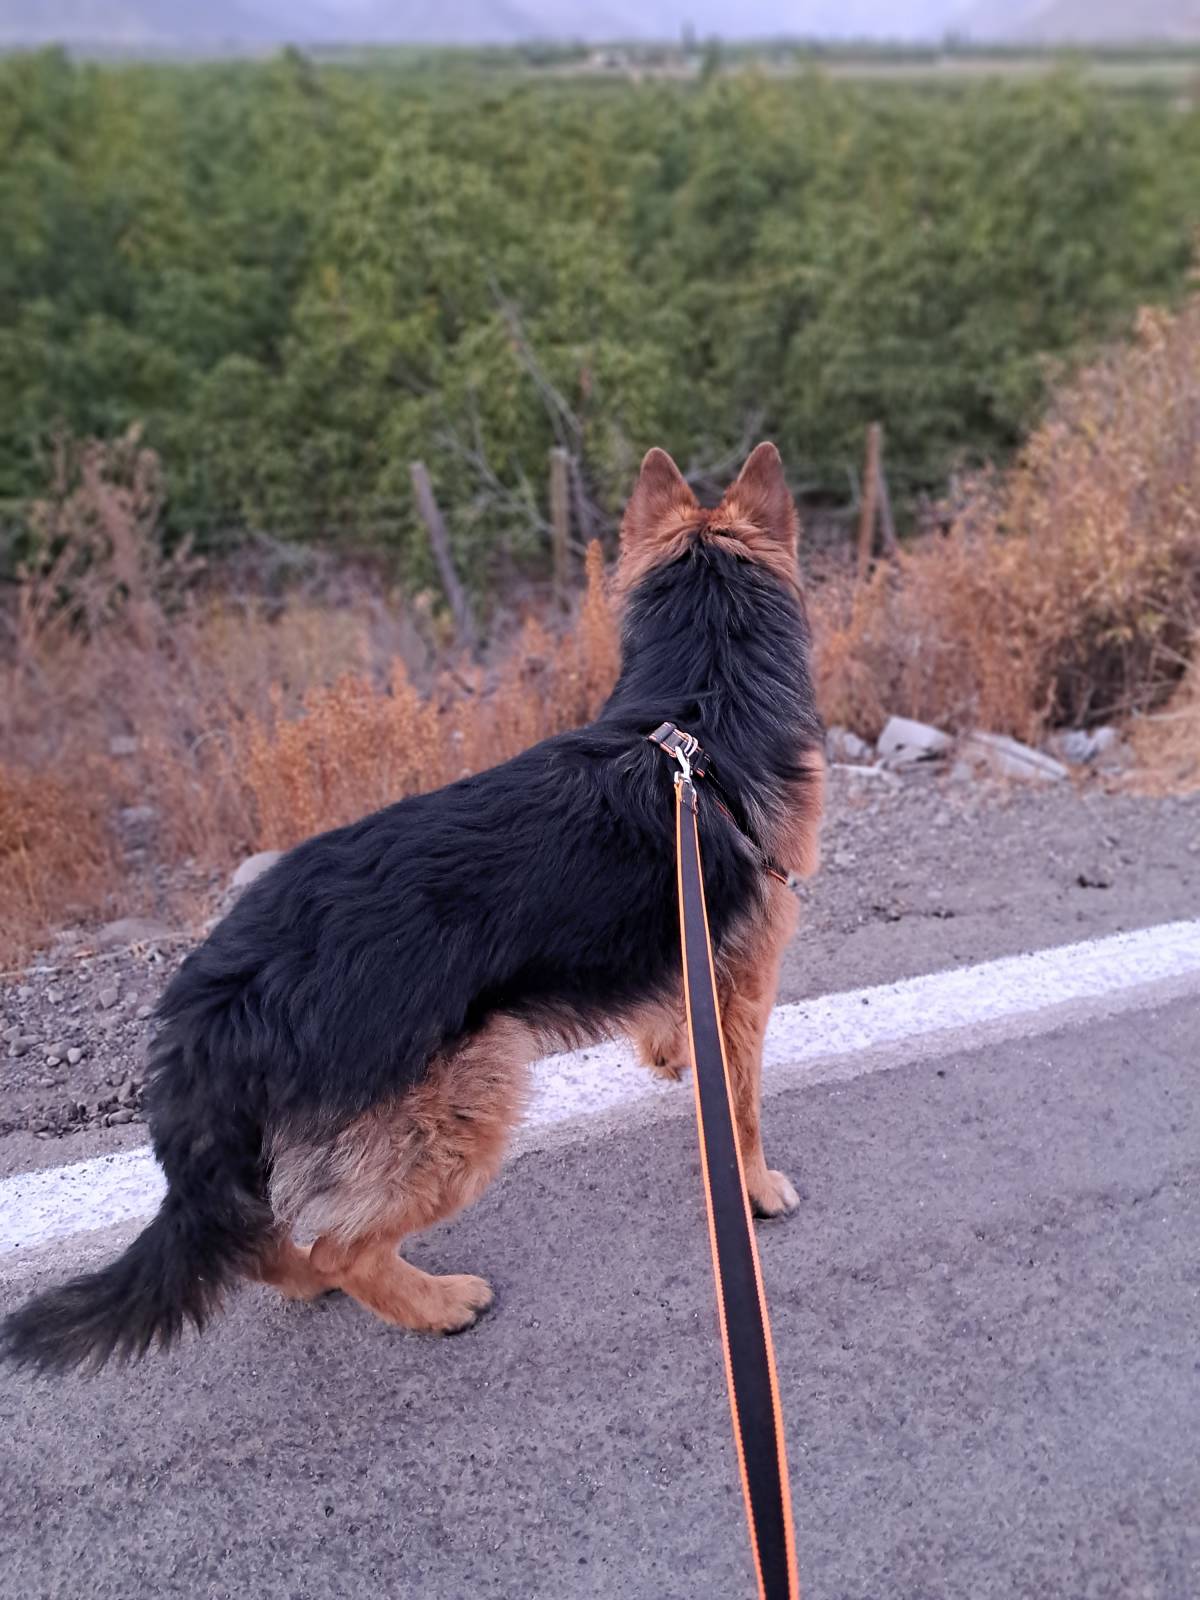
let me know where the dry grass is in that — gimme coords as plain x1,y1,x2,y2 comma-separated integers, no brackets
235,541,619,850
0,762,117,970
1126,649,1200,792
813,297,1200,742
0,464,619,964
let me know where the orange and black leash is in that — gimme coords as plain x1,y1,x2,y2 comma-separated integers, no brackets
649,722,800,1600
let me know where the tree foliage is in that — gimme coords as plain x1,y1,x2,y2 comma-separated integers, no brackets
2,48,1198,588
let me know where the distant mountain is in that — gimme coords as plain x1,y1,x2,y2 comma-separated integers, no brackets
0,0,968,50
318,0,645,44
3,0,1193,53
0,0,296,47
960,0,1200,42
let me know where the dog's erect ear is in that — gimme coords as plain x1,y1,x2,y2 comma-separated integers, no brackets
719,442,798,546
621,448,698,548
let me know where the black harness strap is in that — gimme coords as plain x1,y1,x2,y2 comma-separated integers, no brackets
651,723,800,1600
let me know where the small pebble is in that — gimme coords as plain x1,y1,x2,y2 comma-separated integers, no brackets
136,1004,154,1021
67,1047,83,1065
46,986,64,1005
97,986,120,1010
108,1109,136,1125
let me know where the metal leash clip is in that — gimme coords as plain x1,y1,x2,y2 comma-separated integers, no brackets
673,731,699,789
646,722,704,807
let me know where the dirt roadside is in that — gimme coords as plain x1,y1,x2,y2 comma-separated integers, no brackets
2,767,1198,1179
782,765,1200,1000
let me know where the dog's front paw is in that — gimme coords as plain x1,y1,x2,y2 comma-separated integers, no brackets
749,1169,801,1219
429,1273,495,1335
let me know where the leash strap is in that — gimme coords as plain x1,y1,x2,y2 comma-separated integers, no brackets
673,768,801,1600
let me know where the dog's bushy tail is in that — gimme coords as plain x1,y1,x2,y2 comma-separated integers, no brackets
2,1030,271,1376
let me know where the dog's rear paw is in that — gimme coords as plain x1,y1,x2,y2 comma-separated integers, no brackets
646,1053,688,1083
750,1169,801,1219
637,1033,690,1082
432,1273,495,1335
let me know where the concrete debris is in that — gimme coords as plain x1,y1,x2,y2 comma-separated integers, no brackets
829,763,901,785
1050,726,1120,766
877,716,953,767
825,726,874,764
962,731,1068,784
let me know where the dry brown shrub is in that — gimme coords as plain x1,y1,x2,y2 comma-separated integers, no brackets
0,761,117,970
236,541,620,851
813,296,1200,742
1127,646,1200,792
1,432,443,958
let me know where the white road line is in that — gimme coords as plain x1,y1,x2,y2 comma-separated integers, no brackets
2,918,1199,1260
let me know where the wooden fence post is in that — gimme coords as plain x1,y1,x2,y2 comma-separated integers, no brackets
856,422,882,582
877,430,898,557
549,446,571,605
409,460,477,653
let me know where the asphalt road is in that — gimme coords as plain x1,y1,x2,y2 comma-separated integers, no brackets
2,990,1197,1600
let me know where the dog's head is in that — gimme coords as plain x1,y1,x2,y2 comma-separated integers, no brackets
615,442,801,600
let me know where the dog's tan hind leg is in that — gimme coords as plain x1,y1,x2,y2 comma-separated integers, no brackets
309,1234,493,1334
270,1015,535,1334
253,1237,331,1302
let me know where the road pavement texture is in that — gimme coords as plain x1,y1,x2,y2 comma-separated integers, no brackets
2,773,1199,1599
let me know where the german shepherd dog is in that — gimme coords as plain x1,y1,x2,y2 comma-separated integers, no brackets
2,443,824,1373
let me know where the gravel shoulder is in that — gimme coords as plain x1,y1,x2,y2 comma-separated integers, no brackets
781,767,1200,1002
3,767,1198,1180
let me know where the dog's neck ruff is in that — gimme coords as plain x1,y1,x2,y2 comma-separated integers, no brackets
646,722,790,885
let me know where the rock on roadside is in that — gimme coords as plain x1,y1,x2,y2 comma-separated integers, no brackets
95,916,180,951
231,850,283,890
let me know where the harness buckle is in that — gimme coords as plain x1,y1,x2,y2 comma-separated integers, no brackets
647,722,706,773
647,722,703,808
